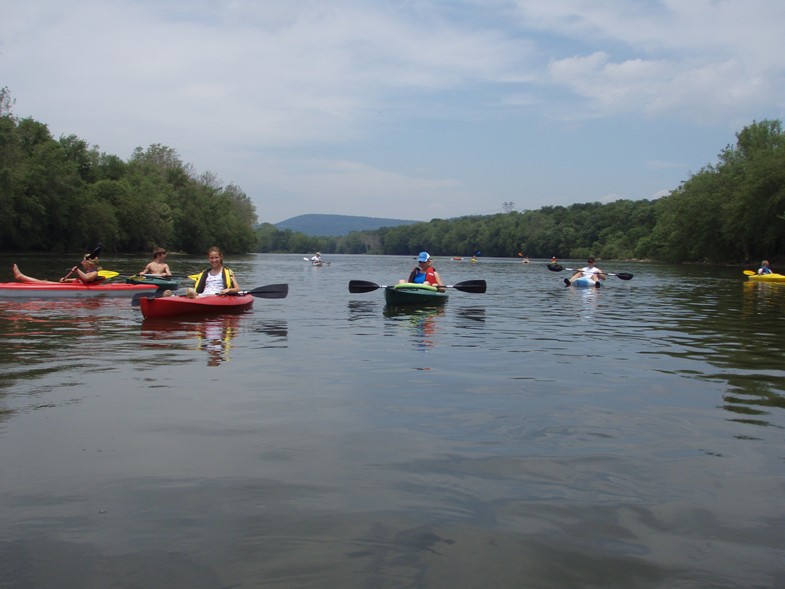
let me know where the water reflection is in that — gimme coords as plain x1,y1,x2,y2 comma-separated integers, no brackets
141,316,242,366
383,305,446,352
741,280,785,317
248,318,289,348
722,373,785,428
455,306,486,326
642,277,785,427
346,300,379,321
0,298,131,390
0,297,114,336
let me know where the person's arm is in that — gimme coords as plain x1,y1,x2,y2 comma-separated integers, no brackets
75,268,99,283
222,271,240,294
161,263,172,278
433,270,445,291
60,266,96,283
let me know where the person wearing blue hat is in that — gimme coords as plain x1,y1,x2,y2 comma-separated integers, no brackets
404,252,445,291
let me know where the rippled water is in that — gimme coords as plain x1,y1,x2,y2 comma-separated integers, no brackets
1,253,783,588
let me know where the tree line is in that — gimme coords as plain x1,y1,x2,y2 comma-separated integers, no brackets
271,119,785,264
2,85,783,263
0,87,257,255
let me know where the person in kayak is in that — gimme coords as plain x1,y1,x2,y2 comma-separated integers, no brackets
565,257,606,286
310,252,323,265
757,260,773,275
12,254,103,284
140,247,172,277
403,252,445,292
185,246,241,298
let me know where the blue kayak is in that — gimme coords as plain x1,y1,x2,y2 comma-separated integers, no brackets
569,277,601,288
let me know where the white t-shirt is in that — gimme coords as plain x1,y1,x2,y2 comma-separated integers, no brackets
579,266,602,278
200,271,225,296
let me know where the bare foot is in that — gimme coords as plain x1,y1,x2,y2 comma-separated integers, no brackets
12,264,34,282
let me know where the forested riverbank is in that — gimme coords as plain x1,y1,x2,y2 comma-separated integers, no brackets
2,87,783,263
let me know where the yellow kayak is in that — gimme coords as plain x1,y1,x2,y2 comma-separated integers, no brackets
746,272,785,282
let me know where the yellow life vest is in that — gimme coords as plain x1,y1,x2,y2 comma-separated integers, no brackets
193,267,235,293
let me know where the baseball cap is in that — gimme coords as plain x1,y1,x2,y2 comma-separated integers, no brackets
417,252,431,262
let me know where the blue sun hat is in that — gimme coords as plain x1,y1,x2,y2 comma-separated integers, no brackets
417,252,431,263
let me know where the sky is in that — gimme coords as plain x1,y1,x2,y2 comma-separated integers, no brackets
2,1,784,225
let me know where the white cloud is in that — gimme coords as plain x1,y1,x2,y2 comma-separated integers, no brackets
1,0,783,222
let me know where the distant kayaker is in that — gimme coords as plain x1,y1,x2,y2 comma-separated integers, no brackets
565,257,606,286
185,246,241,298
12,254,102,284
403,252,445,292
310,252,323,265
757,260,773,275
140,247,172,277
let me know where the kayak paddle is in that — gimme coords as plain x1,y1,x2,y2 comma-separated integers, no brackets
349,279,487,294
239,283,289,298
135,273,197,280
61,243,103,281
546,263,633,280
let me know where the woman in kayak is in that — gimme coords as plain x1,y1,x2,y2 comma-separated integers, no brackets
185,246,241,298
140,247,172,277
12,254,102,284
403,252,445,292
565,257,606,286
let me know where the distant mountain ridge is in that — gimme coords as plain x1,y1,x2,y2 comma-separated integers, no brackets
274,214,419,236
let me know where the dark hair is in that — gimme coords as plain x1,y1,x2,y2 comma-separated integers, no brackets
152,247,167,257
587,257,595,263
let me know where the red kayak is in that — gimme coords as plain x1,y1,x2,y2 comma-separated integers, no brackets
0,282,158,298
138,293,254,319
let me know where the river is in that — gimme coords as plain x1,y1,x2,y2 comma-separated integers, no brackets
1,253,783,588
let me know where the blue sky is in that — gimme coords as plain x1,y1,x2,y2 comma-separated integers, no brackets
3,0,784,224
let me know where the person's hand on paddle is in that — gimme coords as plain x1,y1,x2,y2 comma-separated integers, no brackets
60,267,79,282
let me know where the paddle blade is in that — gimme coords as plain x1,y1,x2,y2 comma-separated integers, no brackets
450,279,487,293
131,291,164,307
547,263,564,272
87,244,103,259
98,270,119,279
349,280,381,293
614,273,634,280
743,270,756,276
245,283,289,299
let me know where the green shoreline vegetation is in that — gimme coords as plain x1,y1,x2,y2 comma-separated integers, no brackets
1,87,783,264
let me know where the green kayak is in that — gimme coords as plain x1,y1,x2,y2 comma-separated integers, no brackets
125,275,179,291
384,282,448,306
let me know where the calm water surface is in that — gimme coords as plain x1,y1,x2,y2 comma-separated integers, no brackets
1,254,783,588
